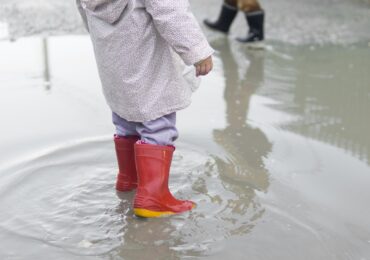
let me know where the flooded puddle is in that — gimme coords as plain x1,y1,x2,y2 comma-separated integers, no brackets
1,0,370,259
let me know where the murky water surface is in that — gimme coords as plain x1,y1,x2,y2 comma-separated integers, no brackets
0,1,370,259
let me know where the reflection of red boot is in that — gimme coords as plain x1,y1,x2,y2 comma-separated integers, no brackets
133,143,195,218
114,135,139,192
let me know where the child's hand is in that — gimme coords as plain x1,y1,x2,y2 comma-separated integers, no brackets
195,56,213,77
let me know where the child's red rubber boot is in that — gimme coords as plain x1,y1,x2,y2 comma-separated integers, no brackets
133,143,195,218
114,135,139,192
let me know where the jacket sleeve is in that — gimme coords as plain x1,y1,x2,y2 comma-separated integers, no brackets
145,0,214,65
76,0,89,32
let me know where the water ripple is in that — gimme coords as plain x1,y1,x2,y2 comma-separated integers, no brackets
0,137,269,259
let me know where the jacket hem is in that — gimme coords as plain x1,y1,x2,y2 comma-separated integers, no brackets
110,99,192,123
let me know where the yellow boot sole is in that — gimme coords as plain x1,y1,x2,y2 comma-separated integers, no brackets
134,208,175,218
134,204,196,218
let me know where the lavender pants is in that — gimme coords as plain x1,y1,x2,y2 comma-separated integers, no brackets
112,112,178,146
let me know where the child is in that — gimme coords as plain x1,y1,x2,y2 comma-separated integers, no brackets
76,0,214,218
204,0,265,43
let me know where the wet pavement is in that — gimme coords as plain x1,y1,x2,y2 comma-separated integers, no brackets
0,0,370,259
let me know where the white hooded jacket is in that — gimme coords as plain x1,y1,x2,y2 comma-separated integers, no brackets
76,0,214,122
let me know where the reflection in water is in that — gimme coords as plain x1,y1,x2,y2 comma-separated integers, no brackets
114,193,182,260
263,46,370,165
2,35,370,259
42,38,51,90
108,41,275,257
1,36,276,259
0,137,239,259
211,39,272,233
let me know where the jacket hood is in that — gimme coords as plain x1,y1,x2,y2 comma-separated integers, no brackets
82,0,134,24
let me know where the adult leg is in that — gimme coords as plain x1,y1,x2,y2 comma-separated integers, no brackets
237,0,261,12
203,0,238,34
236,0,265,43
